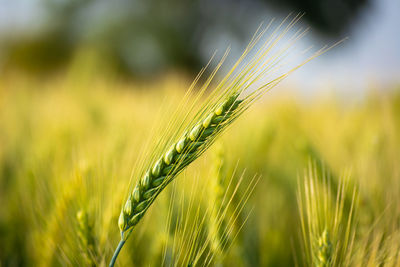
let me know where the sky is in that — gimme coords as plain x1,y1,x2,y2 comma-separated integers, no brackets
289,0,400,96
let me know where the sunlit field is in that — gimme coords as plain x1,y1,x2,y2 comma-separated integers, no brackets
1,62,399,266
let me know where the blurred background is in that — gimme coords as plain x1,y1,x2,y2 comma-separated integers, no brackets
0,0,399,95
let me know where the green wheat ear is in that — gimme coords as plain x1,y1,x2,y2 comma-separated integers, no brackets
110,14,332,267
118,94,242,234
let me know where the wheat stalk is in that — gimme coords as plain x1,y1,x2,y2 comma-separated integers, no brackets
110,14,332,266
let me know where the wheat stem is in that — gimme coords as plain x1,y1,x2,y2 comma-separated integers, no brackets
109,239,126,267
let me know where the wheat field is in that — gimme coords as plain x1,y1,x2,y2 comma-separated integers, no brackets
1,63,399,266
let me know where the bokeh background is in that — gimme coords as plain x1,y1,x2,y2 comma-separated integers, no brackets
1,0,399,93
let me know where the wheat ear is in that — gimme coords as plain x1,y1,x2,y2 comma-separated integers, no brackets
109,94,242,266
110,14,331,266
